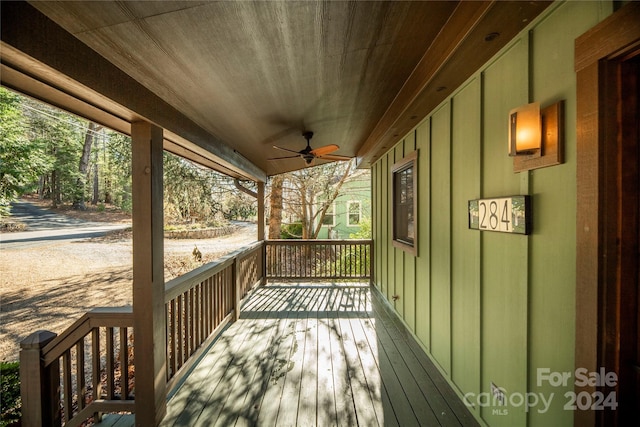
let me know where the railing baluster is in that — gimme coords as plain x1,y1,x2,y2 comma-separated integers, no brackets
76,338,86,411
91,328,101,402
177,296,184,370
182,292,189,360
62,350,72,423
106,327,115,399
218,270,223,325
195,283,201,348
189,288,195,357
204,278,210,338
217,271,222,325
120,327,129,400
227,265,232,316
169,300,176,378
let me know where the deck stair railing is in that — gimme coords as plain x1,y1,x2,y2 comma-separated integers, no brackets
19,238,371,426
20,307,134,427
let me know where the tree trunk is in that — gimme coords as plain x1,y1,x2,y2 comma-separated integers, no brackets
73,122,99,210
38,176,45,199
92,161,99,205
51,170,60,208
268,175,284,239
311,159,353,238
301,188,311,239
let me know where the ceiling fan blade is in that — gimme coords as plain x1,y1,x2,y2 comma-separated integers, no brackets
317,154,353,161
310,144,340,156
268,155,300,160
273,145,301,154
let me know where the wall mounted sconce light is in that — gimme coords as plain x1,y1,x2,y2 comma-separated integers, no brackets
508,100,564,173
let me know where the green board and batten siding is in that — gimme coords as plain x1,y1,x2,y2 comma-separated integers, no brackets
370,2,612,426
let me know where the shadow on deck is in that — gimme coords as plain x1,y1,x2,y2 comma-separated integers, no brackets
102,283,479,427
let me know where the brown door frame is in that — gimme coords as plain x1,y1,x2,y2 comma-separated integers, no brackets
575,3,640,427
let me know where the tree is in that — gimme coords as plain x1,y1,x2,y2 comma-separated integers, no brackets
275,159,354,239
163,152,254,225
102,131,132,210
0,88,51,217
268,174,284,239
23,98,86,207
73,122,101,210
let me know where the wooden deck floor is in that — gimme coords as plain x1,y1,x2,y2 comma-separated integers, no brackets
101,283,479,427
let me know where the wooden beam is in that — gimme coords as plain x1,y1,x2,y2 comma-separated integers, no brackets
356,1,552,168
131,121,166,426
356,1,493,165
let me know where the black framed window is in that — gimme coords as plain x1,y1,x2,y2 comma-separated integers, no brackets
392,150,418,255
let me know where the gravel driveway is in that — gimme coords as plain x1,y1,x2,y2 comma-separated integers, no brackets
0,221,257,362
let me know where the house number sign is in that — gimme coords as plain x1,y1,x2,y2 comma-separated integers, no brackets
468,195,531,235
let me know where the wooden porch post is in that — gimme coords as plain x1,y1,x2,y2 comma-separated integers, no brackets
257,181,266,284
257,181,265,241
131,121,166,426
19,330,60,426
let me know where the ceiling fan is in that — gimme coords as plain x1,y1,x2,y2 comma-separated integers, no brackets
269,131,352,165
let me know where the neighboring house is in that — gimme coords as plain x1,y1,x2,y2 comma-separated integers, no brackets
317,169,370,239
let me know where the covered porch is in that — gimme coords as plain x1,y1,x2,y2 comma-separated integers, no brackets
20,239,477,426
103,280,478,427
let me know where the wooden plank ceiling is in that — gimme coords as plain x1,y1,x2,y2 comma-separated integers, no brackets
6,1,551,178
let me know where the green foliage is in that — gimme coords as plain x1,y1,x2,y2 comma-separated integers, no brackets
349,217,371,239
0,88,51,216
101,132,132,211
0,88,256,224
163,153,256,225
0,361,21,425
326,244,370,278
281,222,303,239
163,152,224,224
24,98,86,205
222,192,257,221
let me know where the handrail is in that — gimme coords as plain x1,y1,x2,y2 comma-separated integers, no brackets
42,307,133,365
266,238,372,245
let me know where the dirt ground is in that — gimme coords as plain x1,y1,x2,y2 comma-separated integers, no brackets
0,202,257,362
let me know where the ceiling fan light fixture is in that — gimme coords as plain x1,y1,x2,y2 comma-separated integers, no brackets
269,130,352,166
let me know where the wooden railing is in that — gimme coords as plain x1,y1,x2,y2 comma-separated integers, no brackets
20,307,134,427
18,239,372,425
164,241,264,390
265,239,372,281
20,241,265,426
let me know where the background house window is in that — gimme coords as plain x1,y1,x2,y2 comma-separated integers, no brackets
347,201,361,226
392,150,418,255
322,203,336,226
